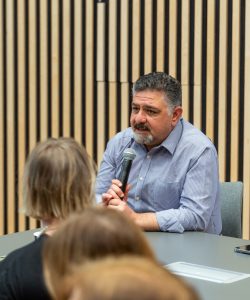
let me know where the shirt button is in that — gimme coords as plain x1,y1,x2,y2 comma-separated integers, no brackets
147,155,150,159
135,196,140,201
139,177,143,181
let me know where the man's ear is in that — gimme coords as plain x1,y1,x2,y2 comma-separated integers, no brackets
172,106,183,126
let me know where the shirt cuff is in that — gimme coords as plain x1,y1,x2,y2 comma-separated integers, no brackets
156,210,185,233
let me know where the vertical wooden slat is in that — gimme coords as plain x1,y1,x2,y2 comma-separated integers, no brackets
96,1,106,166
51,0,60,138
230,0,240,181
40,0,48,141
193,0,202,130
120,1,129,131
156,0,165,71
108,0,117,82
0,0,4,235
29,0,37,150
85,0,94,156
63,0,71,136
168,0,177,77
108,0,117,138
74,0,82,144
243,0,250,239
109,82,117,138
6,0,15,233
144,0,152,74
17,0,26,231
206,0,215,142
132,0,140,82
218,0,228,182
28,0,37,229
97,82,105,167
181,0,190,121
96,2,105,81
120,83,129,130
120,0,129,82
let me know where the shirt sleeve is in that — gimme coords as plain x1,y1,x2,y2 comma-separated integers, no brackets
95,139,119,197
156,147,220,233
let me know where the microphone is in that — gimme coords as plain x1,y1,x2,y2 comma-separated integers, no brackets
117,148,136,193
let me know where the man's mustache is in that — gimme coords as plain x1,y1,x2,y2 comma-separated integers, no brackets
134,123,150,131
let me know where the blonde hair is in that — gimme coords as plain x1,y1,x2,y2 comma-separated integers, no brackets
43,207,156,298
23,138,96,220
59,256,200,300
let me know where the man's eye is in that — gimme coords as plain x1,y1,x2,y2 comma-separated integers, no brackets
146,109,157,115
132,107,139,113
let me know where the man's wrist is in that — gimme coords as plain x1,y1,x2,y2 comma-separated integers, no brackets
133,212,160,231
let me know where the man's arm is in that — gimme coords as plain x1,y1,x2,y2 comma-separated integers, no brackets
103,147,220,234
156,147,221,233
107,197,160,231
102,179,160,231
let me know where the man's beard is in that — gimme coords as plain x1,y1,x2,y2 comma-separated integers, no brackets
132,123,154,145
133,132,154,145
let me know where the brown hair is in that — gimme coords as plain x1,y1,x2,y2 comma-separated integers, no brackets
43,207,156,298
59,256,200,300
23,137,96,220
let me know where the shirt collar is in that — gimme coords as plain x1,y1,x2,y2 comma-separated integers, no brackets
129,118,183,155
160,118,183,155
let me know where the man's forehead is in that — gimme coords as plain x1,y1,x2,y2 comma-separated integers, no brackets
132,93,167,107
133,94,154,100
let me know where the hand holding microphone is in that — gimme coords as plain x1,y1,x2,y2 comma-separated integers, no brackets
102,148,136,205
117,148,136,194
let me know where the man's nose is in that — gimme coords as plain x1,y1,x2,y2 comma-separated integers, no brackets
135,110,147,123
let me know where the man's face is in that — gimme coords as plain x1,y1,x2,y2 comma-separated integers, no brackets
130,90,182,150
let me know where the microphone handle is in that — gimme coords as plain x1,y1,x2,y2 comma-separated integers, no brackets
117,159,133,193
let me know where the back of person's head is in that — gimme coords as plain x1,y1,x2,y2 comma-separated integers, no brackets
132,72,182,110
23,137,96,220
58,256,200,300
43,207,156,298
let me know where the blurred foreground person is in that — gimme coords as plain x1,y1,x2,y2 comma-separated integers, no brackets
0,138,96,300
43,207,156,299
58,256,200,300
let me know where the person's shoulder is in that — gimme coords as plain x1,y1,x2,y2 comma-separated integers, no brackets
108,127,134,148
182,120,215,148
179,119,217,158
0,235,46,272
111,127,133,140
0,235,50,300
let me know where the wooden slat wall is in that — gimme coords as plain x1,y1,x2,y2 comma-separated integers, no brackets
243,0,250,238
0,0,249,238
17,0,26,232
0,0,4,234
218,0,228,182
6,0,15,234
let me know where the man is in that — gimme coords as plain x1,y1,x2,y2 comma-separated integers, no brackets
96,72,221,234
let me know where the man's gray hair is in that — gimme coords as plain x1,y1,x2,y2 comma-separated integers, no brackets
132,72,182,111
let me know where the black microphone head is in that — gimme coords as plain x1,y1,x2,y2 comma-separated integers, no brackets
123,148,136,160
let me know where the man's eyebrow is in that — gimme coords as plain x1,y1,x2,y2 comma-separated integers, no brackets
143,105,160,111
132,103,160,110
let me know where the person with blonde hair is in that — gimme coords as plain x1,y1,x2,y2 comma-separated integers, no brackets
56,256,200,300
43,207,157,299
0,138,96,300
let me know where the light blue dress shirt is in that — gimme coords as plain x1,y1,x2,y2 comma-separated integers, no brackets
96,119,222,234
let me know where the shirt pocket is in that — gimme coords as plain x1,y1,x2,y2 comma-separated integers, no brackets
153,180,181,211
